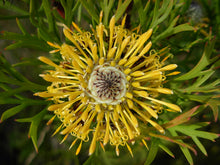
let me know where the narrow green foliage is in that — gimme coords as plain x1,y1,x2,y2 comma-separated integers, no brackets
163,105,200,129
0,1,29,15
0,31,51,51
169,128,194,165
144,139,159,165
16,18,29,35
16,109,47,152
150,0,173,29
175,38,217,81
206,99,220,122
42,0,56,33
100,0,115,26
0,103,27,122
115,0,132,22
158,144,175,158
79,0,99,24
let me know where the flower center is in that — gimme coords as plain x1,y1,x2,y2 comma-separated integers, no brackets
88,65,126,105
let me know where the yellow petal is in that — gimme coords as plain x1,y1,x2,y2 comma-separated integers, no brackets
118,58,127,66
91,44,99,63
76,140,83,155
72,22,82,33
133,99,158,119
63,28,88,59
52,124,63,136
121,14,127,27
116,145,120,156
103,112,110,145
110,60,116,66
60,134,69,144
124,29,153,59
107,47,117,60
89,122,101,155
95,104,101,112
138,41,152,57
130,71,144,77
97,23,105,57
97,111,104,121
127,99,134,109
60,44,87,69
100,142,105,152
116,104,122,114
142,139,149,150
131,82,140,87
159,64,178,71
133,106,164,133
146,96,182,112
134,71,162,81
133,90,148,98
99,57,105,65
47,115,56,125
166,71,181,76
138,87,173,94
69,138,78,150
47,41,61,49
126,143,134,157
109,15,115,50
115,36,131,60
126,92,133,99
124,56,139,67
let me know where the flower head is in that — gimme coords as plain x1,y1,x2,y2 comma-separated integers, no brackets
35,13,181,156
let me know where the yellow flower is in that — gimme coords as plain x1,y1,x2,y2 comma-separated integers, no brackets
35,13,181,156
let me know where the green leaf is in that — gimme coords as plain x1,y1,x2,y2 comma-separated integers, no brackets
159,144,175,158
163,105,200,129
29,109,47,152
115,0,132,22
153,21,194,42
0,1,29,15
16,18,29,35
60,0,79,27
16,109,47,152
149,133,197,156
29,0,39,27
0,83,25,100
0,86,27,98
0,15,29,20
170,123,219,157
83,154,95,165
206,99,220,122
169,128,194,165
180,145,194,165
150,0,173,29
0,31,51,51
144,139,159,165
183,70,215,91
172,23,195,34
0,98,22,104
134,0,146,26
175,38,217,81
0,103,27,122
176,124,219,141
80,0,99,24
100,0,114,26
187,94,214,103
42,0,56,33
192,137,207,156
